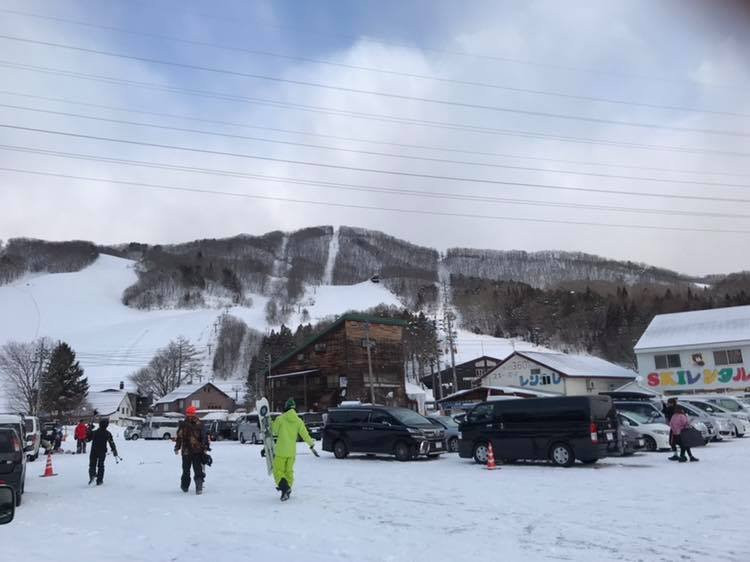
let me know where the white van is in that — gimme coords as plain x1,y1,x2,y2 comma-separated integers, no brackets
23,416,41,461
235,414,262,444
142,416,182,440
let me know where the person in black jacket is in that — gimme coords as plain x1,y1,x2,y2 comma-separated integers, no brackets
88,419,118,486
174,406,210,495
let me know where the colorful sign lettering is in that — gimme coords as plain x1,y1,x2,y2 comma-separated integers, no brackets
647,367,749,388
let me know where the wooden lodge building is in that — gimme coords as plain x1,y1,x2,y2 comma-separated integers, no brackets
268,314,407,412
419,355,502,398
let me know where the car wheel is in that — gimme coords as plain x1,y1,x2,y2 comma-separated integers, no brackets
132,434,139,441
394,441,412,462
162,433,171,440
472,442,489,465
333,440,349,459
15,489,22,507
550,443,575,467
240,433,246,444
643,436,657,452
448,437,459,453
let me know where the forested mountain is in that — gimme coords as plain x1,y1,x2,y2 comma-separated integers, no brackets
0,239,98,285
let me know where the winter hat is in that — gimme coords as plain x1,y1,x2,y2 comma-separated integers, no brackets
284,398,296,411
186,405,197,417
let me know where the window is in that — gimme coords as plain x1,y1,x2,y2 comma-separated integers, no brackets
297,353,305,361
191,399,200,408
468,403,493,423
530,368,541,375
371,412,395,425
329,409,370,424
314,343,326,353
654,354,681,369
541,375,551,385
713,349,743,366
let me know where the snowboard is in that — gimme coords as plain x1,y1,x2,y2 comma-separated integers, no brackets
257,397,275,476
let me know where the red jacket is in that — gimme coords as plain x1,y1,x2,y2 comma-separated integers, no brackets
74,423,89,441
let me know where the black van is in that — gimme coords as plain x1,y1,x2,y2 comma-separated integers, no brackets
458,396,618,467
0,428,26,506
322,405,445,461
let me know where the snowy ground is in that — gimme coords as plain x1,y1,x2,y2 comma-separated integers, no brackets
7,433,750,561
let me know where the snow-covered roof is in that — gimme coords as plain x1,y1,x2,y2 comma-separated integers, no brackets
153,382,230,405
405,381,435,403
634,305,750,352
87,390,129,415
514,351,637,379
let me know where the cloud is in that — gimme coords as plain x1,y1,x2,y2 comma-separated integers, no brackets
0,0,748,276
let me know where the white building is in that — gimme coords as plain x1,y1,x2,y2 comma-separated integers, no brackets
634,305,750,394
478,351,637,396
86,389,137,426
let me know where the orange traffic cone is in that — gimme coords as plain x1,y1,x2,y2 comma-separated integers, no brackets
486,442,498,470
40,453,58,477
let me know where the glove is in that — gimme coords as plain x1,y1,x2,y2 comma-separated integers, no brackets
310,445,320,457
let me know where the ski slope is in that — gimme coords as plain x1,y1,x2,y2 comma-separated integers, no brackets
0,255,405,404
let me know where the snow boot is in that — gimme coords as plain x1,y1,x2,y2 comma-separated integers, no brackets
88,477,95,486
279,478,290,502
96,481,103,486
690,457,699,462
668,455,680,461
181,485,189,493
195,479,204,495
678,457,687,463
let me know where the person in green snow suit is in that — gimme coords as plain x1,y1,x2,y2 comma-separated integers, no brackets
272,397,315,501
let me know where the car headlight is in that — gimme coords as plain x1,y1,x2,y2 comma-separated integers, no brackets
407,427,424,436
653,430,669,435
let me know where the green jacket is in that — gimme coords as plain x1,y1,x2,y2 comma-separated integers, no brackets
272,409,314,457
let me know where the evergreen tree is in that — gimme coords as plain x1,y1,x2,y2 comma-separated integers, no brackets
41,342,88,416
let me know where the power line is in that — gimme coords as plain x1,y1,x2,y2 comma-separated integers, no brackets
4,165,750,220
5,102,749,189
1,166,750,235
4,143,750,205
1,7,745,118
3,60,746,158
85,0,750,92
3,89,748,179
0,34,746,138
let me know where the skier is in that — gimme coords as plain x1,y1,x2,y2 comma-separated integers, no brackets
174,406,209,495
272,398,316,501
74,419,88,454
88,419,118,486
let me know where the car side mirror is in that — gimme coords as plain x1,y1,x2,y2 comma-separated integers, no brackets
0,485,15,525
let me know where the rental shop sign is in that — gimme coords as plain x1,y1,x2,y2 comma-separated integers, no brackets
647,367,750,389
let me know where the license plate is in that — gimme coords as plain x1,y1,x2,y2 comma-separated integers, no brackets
606,432,614,441
434,442,442,449
638,439,644,447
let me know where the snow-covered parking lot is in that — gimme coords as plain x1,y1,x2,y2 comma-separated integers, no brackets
6,435,750,562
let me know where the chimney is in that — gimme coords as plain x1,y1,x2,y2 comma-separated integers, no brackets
119,381,124,390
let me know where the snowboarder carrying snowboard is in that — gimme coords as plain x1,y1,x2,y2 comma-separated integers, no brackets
272,397,317,501
174,405,210,495
88,419,118,486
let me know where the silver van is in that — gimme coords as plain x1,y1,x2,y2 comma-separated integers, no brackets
236,414,261,444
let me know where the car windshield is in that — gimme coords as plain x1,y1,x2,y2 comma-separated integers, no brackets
716,400,742,412
621,411,653,424
391,409,432,427
691,402,724,414
431,416,458,428
616,403,665,423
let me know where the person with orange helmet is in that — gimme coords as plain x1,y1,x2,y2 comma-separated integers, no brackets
174,405,210,495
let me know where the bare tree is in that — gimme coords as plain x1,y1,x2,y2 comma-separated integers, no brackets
130,337,204,400
0,338,52,414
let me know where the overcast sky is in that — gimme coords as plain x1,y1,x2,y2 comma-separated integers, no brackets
1,0,749,276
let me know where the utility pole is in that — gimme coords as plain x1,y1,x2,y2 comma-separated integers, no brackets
441,281,458,396
364,322,376,405
33,339,48,416
266,353,272,408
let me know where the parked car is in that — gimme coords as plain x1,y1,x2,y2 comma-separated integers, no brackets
40,422,62,452
616,411,671,451
0,415,29,460
694,395,750,417
22,416,41,462
612,415,645,456
0,484,15,524
684,400,749,437
205,420,234,441
613,400,667,424
679,402,722,442
427,415,460,452
323,405,445,461
124,424,142,440
141,416,182,440
299,412,325,441
459,395,618,467
235,414,262,444
0,427,26,506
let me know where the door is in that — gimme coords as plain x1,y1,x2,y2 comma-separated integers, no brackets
367,411,399,453
342,409,372,452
